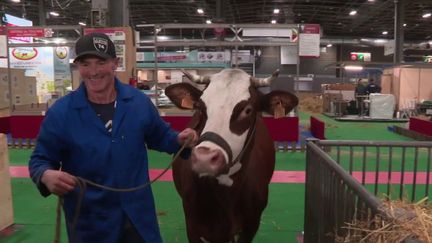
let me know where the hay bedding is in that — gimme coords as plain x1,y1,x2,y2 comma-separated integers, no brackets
297,92,323,114
336,198,432,242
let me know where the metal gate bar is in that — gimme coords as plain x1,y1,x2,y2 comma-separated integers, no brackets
304,139,432,243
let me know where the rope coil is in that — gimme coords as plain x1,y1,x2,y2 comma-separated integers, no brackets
54,138,191,243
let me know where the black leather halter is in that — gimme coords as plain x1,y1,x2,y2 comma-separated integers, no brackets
229,116,257,167
195,116,257,168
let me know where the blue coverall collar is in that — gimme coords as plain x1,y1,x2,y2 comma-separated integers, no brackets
71,78,134,108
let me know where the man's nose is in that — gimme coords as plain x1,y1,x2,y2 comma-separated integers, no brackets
87,65,98,76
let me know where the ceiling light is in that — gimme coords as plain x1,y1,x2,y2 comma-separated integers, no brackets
344,65,363,71
382,31,388,35
326,44,332,47
11,0,21,2
50,11,59,17
367,0,375,2
273,9,280,14
53,38,66,44
271,20,276,24
78,22,86,26
197,8,204,14
403,23,407,27
422,13,431,18
374,39,388,43
157,36,169,41
349,10,357,16
206,19,212,24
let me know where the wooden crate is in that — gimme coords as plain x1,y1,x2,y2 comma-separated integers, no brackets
0,134,13,231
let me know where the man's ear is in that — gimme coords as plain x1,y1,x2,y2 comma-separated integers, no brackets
112,58,120,70
165,83,202,110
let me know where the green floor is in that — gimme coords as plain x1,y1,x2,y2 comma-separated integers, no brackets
2,112,415,243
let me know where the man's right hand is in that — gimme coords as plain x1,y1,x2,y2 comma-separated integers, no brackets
41,170,76,196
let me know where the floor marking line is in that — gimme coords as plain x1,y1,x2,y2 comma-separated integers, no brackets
9,166,432,184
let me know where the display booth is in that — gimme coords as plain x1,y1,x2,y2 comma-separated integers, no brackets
381,66,432,111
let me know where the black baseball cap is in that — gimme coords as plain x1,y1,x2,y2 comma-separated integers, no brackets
74,32,116,62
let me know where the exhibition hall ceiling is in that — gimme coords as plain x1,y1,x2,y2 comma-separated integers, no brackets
3,0,432,42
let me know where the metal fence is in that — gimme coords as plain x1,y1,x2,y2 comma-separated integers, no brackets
304,139,432,243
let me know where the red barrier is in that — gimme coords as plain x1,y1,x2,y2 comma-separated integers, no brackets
409,117,432,137
162,116,299,142
310,116,326,139
263,117,299,142
5,115,299,142
10,116,44,139
0,116,10,134
162,116,191,132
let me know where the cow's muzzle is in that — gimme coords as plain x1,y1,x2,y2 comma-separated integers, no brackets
196,132,233,162
191,132,232,176
191,146,227,176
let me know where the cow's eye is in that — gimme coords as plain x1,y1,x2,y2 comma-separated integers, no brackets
241,105,253,117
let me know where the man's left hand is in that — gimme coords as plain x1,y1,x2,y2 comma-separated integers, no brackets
177,128,198,148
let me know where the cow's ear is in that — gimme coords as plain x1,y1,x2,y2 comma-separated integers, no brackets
165,83,202,110
259,91,299,117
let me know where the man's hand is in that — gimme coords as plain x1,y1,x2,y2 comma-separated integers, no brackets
177,128,198,148
41,170,76,196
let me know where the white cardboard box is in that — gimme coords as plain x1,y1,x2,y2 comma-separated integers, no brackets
369,94,395,119
0,134,13,231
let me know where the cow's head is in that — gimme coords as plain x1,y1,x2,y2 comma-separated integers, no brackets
166,69,298,185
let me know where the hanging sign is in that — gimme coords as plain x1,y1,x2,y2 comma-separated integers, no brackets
299,24,320,57
350,52,371,62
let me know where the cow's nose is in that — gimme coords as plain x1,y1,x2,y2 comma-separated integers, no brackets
191,147,226,175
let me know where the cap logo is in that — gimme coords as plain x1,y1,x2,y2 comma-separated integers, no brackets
93,37,108,53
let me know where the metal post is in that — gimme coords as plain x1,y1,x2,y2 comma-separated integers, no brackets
6,27,13,111
154,26,159,107
296,24,300,92
38,0,46,26
108,0,129,26
234,45,238,68
394,0,404,64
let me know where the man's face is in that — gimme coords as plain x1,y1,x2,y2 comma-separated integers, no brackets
76,56,119,95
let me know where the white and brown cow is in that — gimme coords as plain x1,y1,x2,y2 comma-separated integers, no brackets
165,68,298,243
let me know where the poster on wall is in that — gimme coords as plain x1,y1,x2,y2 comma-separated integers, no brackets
197,51,230,63
139,51,195,63
0,14,34,67
0,27,6,58
84,28,126,71
157,52,188,62
9,47,55,102
53,47,72,95
231,50,252,64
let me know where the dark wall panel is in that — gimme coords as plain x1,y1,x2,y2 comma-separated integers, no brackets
255,46,338,92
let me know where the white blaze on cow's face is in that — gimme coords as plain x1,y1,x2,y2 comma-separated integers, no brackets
196,69,252,164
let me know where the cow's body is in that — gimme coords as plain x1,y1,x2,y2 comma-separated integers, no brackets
166,69,298,243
